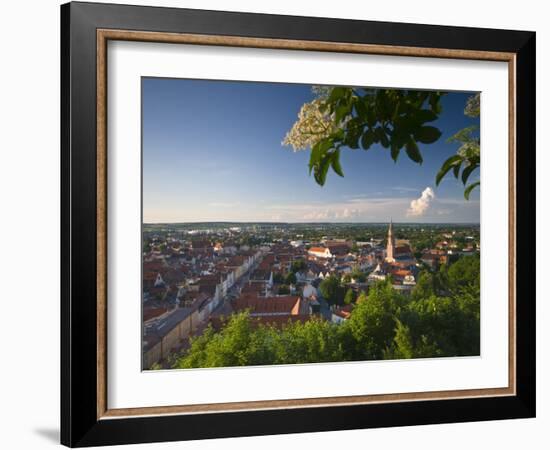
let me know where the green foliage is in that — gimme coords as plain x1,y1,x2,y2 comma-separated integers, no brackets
435,94,480,199
464,181,480,200
284,87,446,186
344,288,356,305
411,271,436,301
285,272,297,285
273,272,285,284
399,293,478,357
290,259,307,273
174,312,347,368
410,235,437,254
347,282,398,360
383,320,414,359
319,275,345,305
445,254,480,292
143,237,151,253
278,284,290,295
399,255,480,356
173,257,480,369
350,268,367,283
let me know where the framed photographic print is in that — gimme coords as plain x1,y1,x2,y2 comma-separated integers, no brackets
61,1,536,447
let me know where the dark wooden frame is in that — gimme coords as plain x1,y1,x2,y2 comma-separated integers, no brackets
61,1,536,447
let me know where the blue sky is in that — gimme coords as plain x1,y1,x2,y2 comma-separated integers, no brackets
142,78,480,223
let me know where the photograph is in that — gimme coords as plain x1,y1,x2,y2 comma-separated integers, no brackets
141,78,481,370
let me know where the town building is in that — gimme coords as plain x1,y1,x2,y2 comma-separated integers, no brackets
308,246,332,259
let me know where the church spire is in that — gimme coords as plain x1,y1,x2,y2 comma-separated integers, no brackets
385,219,395,263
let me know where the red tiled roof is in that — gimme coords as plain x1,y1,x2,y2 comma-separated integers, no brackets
143,261,166,272
233,296,301,315
392,269,412,278
242,282,265,294
309,247,328,253
395,245,412,255
333,304,353,318
326,244,349,254
143,271,160,281
227,255,246,266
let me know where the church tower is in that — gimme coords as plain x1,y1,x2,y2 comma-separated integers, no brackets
385,219,395,263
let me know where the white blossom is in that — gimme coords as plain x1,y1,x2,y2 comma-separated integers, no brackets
282,99,339,151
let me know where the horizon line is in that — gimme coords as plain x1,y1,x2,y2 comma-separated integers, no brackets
143,220,481,225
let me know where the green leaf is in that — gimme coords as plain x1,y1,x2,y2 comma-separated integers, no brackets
308,139,332,174
394,115,417,136
314,154,332,186
379,129,390,149
354,98,368,118
308,142,321,175
453,164,461,179
391,99,401,121
330,150,345,177
414,126,442,144
390,144,400,162
415,109,438,123
361,129,375,150
344,127,361,149
464,181,480,200
328,87,346,103
376,90,390,119
461,164,478,185
415,91,429,108
405,138,423,164
331,129,345,142
335,104,350,124
429,92,443,114
446,125,478,144
436,155,462,185
391,129,409,149
366,104,377,127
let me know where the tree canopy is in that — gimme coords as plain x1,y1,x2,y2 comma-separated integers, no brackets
290,259,307,273
319,275,345,305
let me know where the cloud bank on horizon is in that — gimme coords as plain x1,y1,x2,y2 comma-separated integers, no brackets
144,187,479,224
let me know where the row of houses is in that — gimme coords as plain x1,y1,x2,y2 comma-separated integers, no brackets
142,246,264,368
143,305,200,369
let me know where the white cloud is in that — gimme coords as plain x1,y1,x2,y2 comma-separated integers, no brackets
301,208,365,221
407,187,435,217
288,197,410,222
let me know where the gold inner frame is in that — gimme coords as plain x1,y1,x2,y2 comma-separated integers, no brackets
96,29,517,420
